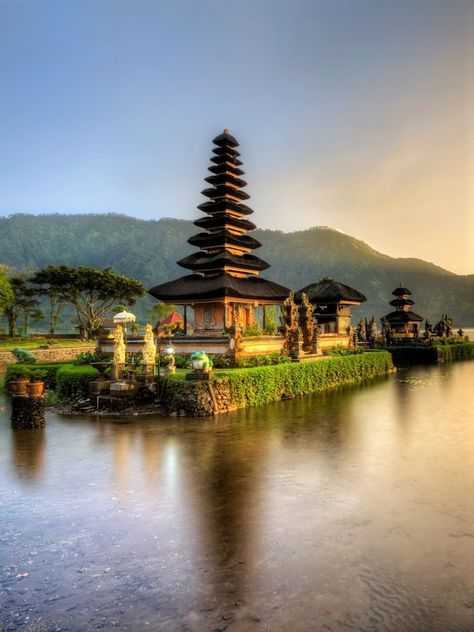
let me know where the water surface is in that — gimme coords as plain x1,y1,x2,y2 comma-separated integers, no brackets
1,362,473,631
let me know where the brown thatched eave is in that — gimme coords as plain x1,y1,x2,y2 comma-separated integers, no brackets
148,273,290,303
295,280,367,304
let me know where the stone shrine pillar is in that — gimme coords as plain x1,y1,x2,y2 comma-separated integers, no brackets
11,396,45,428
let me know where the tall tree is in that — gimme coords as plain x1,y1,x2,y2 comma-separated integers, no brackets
4,277,41,336
0,266,14,314
146,301,178,323
30,266,72,334
43,266,145,338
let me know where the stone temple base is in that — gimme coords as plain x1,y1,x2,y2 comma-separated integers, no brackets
11,396,45,428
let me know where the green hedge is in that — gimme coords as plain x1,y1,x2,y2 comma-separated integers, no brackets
213,351,393,408
388,342,474,366
5,362,72,389
435,342,474,362
56,364,100,402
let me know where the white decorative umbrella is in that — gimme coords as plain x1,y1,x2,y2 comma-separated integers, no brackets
113,310,136,325
113,310,136,354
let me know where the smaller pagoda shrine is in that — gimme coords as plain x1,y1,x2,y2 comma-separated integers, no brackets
148,130,290,343
294,279,366,336
382,284,423,338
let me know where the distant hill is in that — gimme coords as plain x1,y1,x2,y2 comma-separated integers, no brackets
0,213,473,325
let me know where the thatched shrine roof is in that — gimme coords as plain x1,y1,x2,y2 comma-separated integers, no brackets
213,130,239,147
187,230,262,251
295,280,367,304
385,310,424,323
177,251,269,273
389,298,415,307
193,215,256,232
392,286,412,296
149,273,290,303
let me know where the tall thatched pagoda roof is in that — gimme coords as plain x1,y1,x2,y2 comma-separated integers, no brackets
148,129,290,304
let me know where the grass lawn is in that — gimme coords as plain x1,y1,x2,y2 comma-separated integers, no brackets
0,338,94,351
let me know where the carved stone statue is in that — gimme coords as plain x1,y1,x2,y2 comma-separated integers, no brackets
142,324,156,366
368,316,378,346
280,292,301,356
112,324,126,380
357,319,367,343
11,348,37,363
113,324,126,366
424,319,433,339
298,293,314,352
380,317,391,346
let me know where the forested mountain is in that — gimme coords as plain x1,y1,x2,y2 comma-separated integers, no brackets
0,213,473,325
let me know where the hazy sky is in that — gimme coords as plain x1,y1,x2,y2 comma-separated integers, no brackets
0,0,473,274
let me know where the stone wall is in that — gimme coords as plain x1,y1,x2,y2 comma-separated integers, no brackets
317,333,351,351
159,378,235,417
0,346,95,372
238,335,284,356
11,396,46,428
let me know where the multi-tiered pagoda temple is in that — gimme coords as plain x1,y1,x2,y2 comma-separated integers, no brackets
149,130,290,336
383,285,423,337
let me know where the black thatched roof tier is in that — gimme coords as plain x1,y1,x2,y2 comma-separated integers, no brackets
177,251,269,273
385,310,423,323
210,155,243,166
389,298,415,307
392,286,412,296
194,215,256,232
197,200,254,216
188,230,261,251
149,273,290,303
295,280,367,304
208,163,244,176
212,146,241,158
213,130,239,148
204,173,247,188
201,185,250,201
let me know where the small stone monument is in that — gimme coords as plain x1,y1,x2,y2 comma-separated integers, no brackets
142,324,157,380
112,324,126,380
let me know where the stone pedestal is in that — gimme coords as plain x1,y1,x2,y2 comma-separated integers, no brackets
11,396,45,428
186,369,211,381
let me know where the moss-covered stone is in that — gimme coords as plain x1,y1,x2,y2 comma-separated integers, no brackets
159,351,393,417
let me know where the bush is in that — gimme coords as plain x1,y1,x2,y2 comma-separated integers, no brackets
5,362,71,390
213,351,393,408
235,353,291,368
157,353,190,369
322,346,362,356
242,322,263,337
5,364,32,383
388,342,474,365
436,342,474,362
75,351,108,365
56,364,99,402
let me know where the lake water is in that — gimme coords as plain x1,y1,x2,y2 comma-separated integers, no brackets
1,362,473,631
